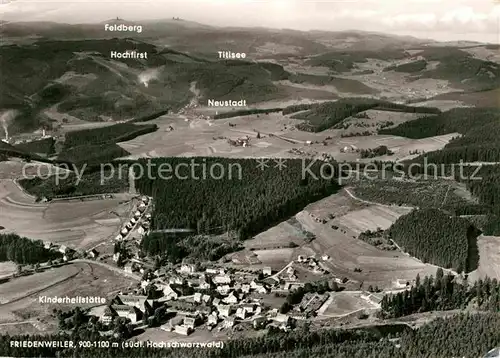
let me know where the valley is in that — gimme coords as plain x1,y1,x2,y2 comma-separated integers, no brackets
0,12,499,358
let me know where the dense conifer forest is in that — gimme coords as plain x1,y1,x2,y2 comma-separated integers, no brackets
291,98,439,132
383,59,427,73
13,137,55,156
54,123,157,166
0,233,61,264
381,269,500,318
19,166,128,200
0,141,39,161
380,108,500,163
378,108,500,235
134,157,341,240
386,209,480,272
141,234,242,262
213,108,283,119
62,123,158,148
57,143,130,167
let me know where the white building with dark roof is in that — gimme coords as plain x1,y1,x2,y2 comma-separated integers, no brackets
100,306,117,324
235,307,247,319
217,304,232,317
162,284,180,300
223,292,239,304
117,294,148,309
207,312,218,326
174,325,191,336
193,292,202,303
111,305,142,324
213,275,231,285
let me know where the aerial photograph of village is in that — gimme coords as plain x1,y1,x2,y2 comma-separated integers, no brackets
0,0,499,357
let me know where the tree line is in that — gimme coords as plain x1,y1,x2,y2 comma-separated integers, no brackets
63,123,158,148
380,108,500,163
360,145,394,158
141,234,243,263
292,98,439,132
134,158,341,241
213,108,282,119
381,268,500,318
19,165,128,201
386,209,480,272
377,107,500,235
0,233,61,264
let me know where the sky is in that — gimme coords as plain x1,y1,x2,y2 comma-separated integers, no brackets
0,0,499,43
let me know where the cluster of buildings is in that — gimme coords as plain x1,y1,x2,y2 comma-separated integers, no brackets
114,196,151,243
43,242,76,262
4,127,52,145
93,263,298,336
177,99,211,121
227,135,250,147
296,255,329,275
100,294,153,325
295,292,329,316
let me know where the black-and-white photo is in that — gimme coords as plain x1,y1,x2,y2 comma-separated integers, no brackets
0,1,499,357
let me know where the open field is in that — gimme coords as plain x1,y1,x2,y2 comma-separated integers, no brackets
0,265,81,305
291,190,440,288
304,188,369,222
279,54,464,103
0,262,17,279
0,159,71,180
469,235,500,281
410,99,471,111
253,248,295,266
0,178,134,250
355,133,458,162
340,59,463,101
320,292,378,317
462,45,500,63
334,205,412,234
118,113,304,159
431,88,500,108
0,262,134,334
245,220,308,250
136,324,230,343
117,111,455,162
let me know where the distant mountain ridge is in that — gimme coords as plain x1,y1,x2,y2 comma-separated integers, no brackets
0,37,289,135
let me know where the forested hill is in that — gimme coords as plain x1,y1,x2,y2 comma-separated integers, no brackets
0,38,288,134
308,46,500,91
380,107,500,163
134,157,341,240
386,209,480,272
380,107,500,236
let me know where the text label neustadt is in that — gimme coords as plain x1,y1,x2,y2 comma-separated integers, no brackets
208,99,247,107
